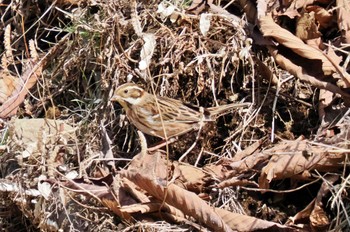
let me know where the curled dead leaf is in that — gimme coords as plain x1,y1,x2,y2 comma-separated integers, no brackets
259,15,336,76
121,152,233,232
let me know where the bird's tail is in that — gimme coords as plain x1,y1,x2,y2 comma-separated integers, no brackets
208,102,251,119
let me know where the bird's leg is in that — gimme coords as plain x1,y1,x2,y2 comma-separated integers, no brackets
147,137,177,152
178,107,205,163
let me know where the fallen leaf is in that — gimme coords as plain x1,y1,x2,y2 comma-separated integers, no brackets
139,33,156,71
216,207,293,231
199,13,211,36
336,0,350,43
259,15,336,76
121,152,233,232
0,71,17,103
268,46,350,104
295,12,321,41
258,140,344,189
306,5,334,29
176,163,207,193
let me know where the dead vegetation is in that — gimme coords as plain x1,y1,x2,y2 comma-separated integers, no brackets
0,0,350,231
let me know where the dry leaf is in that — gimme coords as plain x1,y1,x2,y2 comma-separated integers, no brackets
9,118,76,160
259,152,322,189
318,89,334,121
0,61,41,118
200,13,211,36
280,0,315,18
289,199,316,223
336,0,350,43
258,140,344,189
268,46,350,104
310,204,329,230
0,72,17,103
232,138,264,161
38,175,52,200
139,33,156,71
289,174,338,229
295,12,321,41
259,15,336,76
310,174,338,230
216,207,292,231
306,5,334,29
121,152,233,232
205,152,270,180
176,164,207,193
157,2,175,18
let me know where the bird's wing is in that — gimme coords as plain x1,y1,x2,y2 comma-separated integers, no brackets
157,96,202,123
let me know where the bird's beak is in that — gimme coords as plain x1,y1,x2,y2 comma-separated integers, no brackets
110,95,120,101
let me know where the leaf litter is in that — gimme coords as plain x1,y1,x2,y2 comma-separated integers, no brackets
0,0,350,231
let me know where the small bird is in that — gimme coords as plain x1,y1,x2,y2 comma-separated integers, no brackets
111,83,250,140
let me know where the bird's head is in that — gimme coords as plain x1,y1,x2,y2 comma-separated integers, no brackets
111,83,145,107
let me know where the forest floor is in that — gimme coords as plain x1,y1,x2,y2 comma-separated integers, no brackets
0,0,350,231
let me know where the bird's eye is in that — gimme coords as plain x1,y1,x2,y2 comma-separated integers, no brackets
124,89,129,94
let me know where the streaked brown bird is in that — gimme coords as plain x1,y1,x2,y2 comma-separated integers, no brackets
111,83,250,139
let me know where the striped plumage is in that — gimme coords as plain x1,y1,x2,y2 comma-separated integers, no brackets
111,83,249,139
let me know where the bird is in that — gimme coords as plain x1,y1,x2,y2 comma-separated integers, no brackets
111,83,250,140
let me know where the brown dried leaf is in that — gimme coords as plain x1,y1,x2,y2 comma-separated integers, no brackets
176,163,207,193
122,178,151,203
295,12,321,41
205,152,270,181
9,118,76,160
310,204,329,230
232,138,265,161
281,0,314,18
306,5,334,29
323,47,350,88
310,174,338,229
258,140,344,189
318,89,334,121
259,153,321,189
102,198,133,222
64,175,135,221
120,203,161,214
204,160,234,179
259,15,336,76
0,30,42,118
289,199,316,223
268,46,350,104
289,174,338,229
0,72,17,103
0,61,41,118
121,152,233,232
0,34,71,118
120,201,187,221
305,37,323,49
280,7,301,19
337,0,350,43
216,208,293,231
